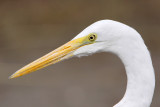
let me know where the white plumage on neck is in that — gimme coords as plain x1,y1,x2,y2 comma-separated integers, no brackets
73,20,155,107
112,31,155,107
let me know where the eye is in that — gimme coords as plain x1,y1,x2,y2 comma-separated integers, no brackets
88,33,97,41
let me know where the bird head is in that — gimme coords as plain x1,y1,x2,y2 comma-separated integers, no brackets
9,20,136,79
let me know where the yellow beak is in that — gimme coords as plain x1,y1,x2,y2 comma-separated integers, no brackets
9,36,90,79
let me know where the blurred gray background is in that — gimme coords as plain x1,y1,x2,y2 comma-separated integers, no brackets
0,0,160,107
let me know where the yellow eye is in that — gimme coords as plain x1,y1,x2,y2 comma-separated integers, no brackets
88,33,97,41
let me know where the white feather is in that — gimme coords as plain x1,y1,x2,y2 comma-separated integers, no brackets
73,20,155,107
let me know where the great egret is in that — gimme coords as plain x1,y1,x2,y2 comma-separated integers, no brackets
10,20,155,107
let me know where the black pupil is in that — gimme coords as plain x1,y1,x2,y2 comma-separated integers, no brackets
90,36,94,39
90,35,95,40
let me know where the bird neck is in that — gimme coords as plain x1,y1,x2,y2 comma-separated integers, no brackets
112,39,155,107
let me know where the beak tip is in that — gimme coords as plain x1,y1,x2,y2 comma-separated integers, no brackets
9,73,18,79
8,75,14,79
